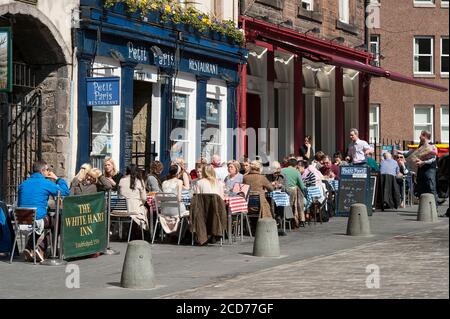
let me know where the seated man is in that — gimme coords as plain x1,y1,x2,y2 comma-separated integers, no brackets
18,160,70,262
319,156,340,180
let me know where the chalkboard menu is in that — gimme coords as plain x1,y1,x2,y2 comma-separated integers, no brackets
337,166,371,217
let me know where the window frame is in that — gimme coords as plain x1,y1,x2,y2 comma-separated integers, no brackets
301,0,314,11
170,93,190,163
441,36,449,76
441,105,449,143
413,0,436,7
370,34,381,67
414,106,434,142
413,36,434,75
369,104,380,143
339,0,350,24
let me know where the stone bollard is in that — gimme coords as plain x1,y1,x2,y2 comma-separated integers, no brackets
346,204,371,236
252,218,280,257
120,240,155,289
417,193,438,222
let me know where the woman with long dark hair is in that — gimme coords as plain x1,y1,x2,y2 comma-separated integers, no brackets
118,164,149,231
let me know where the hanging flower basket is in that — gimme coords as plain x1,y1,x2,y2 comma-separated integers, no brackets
104,0,245,45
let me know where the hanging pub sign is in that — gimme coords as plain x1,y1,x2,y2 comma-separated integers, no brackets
0,27,12,93
86,77,120,106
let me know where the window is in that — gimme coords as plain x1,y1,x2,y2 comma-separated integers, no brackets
202,99,222,161
441,37,449,76
256,0,284,10
301,0,314,11
369,104,380,143
414,106,434,142
339,0,350,23
91,107,114,157
414,37,434,74
441,106,449,143
170,94,189,162
370,35,380,66
442,0,449,7
414,0,435,6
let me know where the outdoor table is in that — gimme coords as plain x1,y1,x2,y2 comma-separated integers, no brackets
223,195,248,244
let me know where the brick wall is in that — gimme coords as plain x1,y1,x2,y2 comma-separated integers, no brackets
369,0,449,144
241,0,365,47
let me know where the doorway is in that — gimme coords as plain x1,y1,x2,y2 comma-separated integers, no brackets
246,93,261,159
133,80,154,169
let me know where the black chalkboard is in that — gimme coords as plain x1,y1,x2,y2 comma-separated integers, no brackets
337,166,371,217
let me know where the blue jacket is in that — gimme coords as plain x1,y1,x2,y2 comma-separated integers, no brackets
18,173,70,220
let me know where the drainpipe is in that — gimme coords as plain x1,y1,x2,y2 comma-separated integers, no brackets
364,0,370,63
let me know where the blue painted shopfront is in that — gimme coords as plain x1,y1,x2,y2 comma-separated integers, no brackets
77,0,247,172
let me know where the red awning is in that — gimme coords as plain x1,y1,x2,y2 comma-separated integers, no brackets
326,55,448,92
242,17,448,92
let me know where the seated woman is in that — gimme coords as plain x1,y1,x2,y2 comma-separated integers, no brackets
118,164,149,231
195,164,224,199
70,165,112,195
224,161,243,194
103,157,122,191
162,165,188,216
172,158,191,190
146,161,164,193
190,158,207,181
243,161,274,219
301,161,324,187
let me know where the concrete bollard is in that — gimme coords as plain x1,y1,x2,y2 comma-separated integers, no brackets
120,240,155,289
346,204,371,236
252,218,280,257
417,193,438,222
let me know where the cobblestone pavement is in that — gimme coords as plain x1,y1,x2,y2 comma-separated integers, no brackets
161,224,449,299
0,204,448,299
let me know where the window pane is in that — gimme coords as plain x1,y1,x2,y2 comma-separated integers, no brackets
414,125,432,141
442,127,449,143
416,38,432,54
172,94,188,129
92,110,112,134
442,107,449,125
369,106,378,123
415,108,431,123
442,38,449,55
442,56,449,73
418,56,432,72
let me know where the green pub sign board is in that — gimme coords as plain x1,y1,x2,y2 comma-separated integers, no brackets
62,192,107,259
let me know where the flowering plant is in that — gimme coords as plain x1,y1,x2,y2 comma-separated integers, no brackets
104,0,244,44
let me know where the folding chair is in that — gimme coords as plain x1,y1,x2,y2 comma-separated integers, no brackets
230,183,252,240
110,196,144,242
9,207,52,265
152,193,189,245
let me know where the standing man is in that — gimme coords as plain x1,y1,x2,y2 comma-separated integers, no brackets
17,160,70,262
399,130,438,203
346,128,374,166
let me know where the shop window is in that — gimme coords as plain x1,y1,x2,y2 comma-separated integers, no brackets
369,104,380,143
414,37,434,75
441,37,449,76
414,106,434,142
170,94,189,163
370,35,381,67
202,99,221,161
91,107,114,157
339,0,350,23
441,106,449,143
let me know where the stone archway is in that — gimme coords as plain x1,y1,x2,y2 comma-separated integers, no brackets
0,3,71,202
